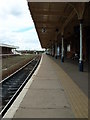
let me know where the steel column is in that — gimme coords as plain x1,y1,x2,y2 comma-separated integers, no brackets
52,45,54,57
61,35,64,62
79,20,83,72
55,43,57,59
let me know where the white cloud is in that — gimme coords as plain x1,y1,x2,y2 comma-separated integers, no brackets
0,0,43,51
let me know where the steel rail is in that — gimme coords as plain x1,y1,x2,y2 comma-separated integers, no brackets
1,56,37,84
0,56,40,117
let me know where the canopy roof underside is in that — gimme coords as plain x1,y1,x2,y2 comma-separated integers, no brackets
28,2,89,48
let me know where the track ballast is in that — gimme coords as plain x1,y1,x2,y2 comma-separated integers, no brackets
0,56,41,117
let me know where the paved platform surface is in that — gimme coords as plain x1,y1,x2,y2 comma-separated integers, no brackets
3,54,88,119
50,56,88,96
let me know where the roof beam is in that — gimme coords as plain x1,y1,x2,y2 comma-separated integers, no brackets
34,21,58,24
61,9,76,33
31,9,68,17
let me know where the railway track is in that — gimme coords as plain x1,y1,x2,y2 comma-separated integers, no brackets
0,55,41,117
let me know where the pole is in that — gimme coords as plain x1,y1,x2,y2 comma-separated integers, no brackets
61,35,64,62
79,20,83,71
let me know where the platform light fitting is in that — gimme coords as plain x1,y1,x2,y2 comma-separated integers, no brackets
56,28,59,33
42,27,46,33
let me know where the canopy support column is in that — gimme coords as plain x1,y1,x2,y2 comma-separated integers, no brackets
61,35,64,62
79,20,83,72
55,42,57,59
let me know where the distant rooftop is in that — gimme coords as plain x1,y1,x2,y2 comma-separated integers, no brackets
0,43,19,49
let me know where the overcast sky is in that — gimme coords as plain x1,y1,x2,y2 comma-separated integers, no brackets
0,0,44,51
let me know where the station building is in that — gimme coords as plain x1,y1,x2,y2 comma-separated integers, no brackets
0,44,19,55
27,2,89,72
2,2,89,119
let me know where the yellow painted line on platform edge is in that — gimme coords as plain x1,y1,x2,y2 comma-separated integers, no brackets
49,57,88,118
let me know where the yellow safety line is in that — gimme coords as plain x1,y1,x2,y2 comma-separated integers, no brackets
50,58,88,118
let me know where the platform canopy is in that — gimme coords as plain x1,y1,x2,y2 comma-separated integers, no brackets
27,2,89,48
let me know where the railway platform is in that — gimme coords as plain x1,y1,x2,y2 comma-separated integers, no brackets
3,54,88,118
